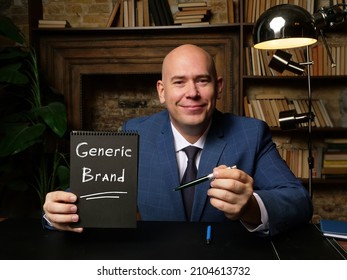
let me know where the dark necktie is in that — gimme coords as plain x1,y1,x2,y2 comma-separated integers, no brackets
181,145,200,221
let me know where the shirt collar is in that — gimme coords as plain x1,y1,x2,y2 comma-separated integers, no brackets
171,123,209,152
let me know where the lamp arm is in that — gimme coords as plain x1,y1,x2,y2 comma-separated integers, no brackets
313,3,347,69
318,29,336,68
313,3,347,29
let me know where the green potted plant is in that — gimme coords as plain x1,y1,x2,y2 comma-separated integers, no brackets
0,16,69,215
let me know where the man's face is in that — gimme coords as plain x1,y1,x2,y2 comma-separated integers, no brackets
157,45,223,137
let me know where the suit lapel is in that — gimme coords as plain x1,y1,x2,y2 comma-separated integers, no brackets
156,113,186,220
191,113,227,221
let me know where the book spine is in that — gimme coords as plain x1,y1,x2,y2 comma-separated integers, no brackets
148,0,161,25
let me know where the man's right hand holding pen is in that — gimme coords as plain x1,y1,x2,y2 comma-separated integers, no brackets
207,165,262,228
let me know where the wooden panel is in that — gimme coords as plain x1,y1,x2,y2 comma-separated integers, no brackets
34,26,239,129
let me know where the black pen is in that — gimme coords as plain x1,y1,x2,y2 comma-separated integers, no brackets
173,165,237,191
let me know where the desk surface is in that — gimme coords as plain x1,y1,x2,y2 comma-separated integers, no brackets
0,219,346,260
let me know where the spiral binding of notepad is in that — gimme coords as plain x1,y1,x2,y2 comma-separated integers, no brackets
70,130,138,136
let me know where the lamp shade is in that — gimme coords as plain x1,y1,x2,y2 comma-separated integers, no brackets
253,4,318,50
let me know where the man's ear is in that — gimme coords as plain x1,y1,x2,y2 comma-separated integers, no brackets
157,80,166,104
216,76,224,100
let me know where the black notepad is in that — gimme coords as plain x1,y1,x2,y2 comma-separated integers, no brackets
70,131,139,228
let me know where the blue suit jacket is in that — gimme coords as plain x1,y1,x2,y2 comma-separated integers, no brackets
123,110,313,235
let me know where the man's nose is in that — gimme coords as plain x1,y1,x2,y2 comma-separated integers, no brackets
185,81,199,97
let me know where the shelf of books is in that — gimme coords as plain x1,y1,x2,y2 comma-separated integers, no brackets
322,139,347,180
241,0,347,184
243,95,334,129
243,93,346,180
244,45,347,77
274,138,347,181
104,0,236,28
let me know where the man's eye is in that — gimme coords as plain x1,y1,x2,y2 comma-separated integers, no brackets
197,79,209,84
173,80,184,85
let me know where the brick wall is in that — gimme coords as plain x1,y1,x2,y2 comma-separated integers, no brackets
81,74,164,131
0,0,115,41
0,0,30,41
42,0,113,28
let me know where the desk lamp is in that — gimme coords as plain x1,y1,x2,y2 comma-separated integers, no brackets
252,3,347,198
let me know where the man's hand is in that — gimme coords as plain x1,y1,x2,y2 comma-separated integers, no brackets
43,191,83,233
207,165,261,227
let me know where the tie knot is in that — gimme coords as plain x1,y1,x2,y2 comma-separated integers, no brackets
183,146,200,161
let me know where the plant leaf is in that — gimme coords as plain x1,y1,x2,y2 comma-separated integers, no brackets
0,16,25,45
0,123,45,157
34,102,67,138
57,165,70,190
0,66,28,85
0,48,28,60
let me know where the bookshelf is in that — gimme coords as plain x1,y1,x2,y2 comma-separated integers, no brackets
240,0,347,187
27,0,347,219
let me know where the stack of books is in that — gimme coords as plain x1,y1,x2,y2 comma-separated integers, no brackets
38,19,71,28
174,1,211,25
322,139,347,179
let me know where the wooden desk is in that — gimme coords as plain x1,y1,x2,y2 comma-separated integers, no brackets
0,218,346,260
